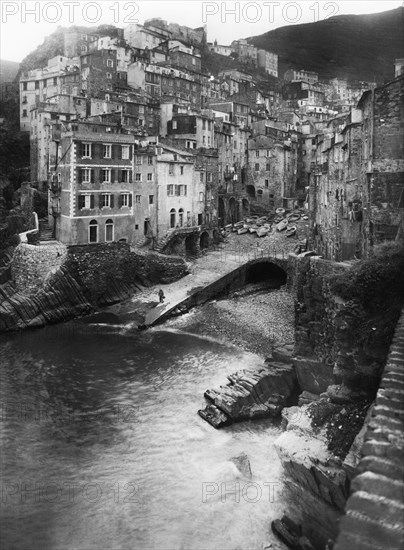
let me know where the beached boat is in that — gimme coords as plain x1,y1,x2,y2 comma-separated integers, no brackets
276,219,288,231
287,213,300,223
256,227,269,238
275,208,286,216
249,226,258,233
285,225,297,237
237,227,248,235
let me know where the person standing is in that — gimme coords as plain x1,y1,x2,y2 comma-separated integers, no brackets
158,289,165,303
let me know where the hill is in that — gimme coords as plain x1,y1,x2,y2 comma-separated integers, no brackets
248,7,404,83
0,60,20,82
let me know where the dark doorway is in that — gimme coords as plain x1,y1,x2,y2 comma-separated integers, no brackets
245,261,287,288
185,234,198,258
200,231,209,250
218,198,225,226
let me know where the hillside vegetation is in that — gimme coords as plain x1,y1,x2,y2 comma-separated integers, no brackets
248,7,404,83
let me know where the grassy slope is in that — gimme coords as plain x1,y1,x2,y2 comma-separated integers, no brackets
248,7,404,83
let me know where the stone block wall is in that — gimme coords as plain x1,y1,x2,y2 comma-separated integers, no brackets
334,308,404,550
11,243,67,296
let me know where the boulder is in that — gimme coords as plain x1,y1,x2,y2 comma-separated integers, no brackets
230,452,252,479
198,404,231,429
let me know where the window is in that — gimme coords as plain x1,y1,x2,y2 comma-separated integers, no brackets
121,193,131,207
266,150,270,157
179,208,184,226
172,120,177,129
265,179,269,187
105,219,114,242
82,169,91,183
203,136,206,145
23,82,27,91
234,141,237,149
22,110,27,118
135,155,142,165
107,59,113,68
200,172,204,182
207,173,212,183
121,170,131,183
169,163,174,175
106,73,112,80
135,173,142,182
257,190,263,202
170,209,176,228
149,195,154,205
202,120,206,130
180,166,184,175
256,150,259,157
122,145,130,159
78,194,93,209
147,155,153,165
167,185,174,196
147,173,153,181
88,220,98,243
266,164,270,172
255,163,259,171
101,193,112,208
102,169,111,183
175,185,187,196
103,144,111,158
81,143,92,158
35,81,39,90
199,192,204,202
135,195,141,203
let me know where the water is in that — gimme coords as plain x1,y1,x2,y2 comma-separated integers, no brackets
0,321,285,550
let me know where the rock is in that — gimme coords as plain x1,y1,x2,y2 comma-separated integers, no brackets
201,362,297,426
298,390,321,406
198,404,231,429
327,384,367,404
230,452,252,479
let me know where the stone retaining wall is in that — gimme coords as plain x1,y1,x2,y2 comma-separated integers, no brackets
334,308,404,550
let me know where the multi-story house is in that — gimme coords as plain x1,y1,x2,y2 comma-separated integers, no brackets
166,112,215,149
282,81,325,108
168,41,202,72
208,41,233,56
80,49,118,97
124,23,168,50
230,40,258,66
284,69,319,84
257,49,278,77
19,56,76,131
49,120,141,244
63,27,99,57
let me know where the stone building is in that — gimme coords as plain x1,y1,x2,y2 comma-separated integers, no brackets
257,49,278,77
310,74,404,260
49,120,141,244
80,49,118,97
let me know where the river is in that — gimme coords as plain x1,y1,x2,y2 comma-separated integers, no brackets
0,320,286,550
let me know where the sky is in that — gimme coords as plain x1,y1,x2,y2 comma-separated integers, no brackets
1,0,403,63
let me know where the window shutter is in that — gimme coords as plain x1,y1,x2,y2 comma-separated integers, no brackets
78,168,82,183
90,195,95,209
118,169,122,183
129,194,133,207
91,169,95,183
118,194,122,207
110,194,114,208
129,171,132,183
78,195,84,209
99,194,103,208
79,142,83,156
113,144,119,159
175,185,180,196
129,146,132,161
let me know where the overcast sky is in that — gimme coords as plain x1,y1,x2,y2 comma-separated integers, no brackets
1,0,403,63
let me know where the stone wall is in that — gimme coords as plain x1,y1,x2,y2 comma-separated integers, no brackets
334,308,404,550
11,243,67,297
290,254,395,399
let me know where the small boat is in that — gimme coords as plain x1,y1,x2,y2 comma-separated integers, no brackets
257,227,269,238
302,215,309,220
249,225,258,233
224,223,232,230
237,227,248,235
257,216,268,224
273,216,284,224
275,208,286,216
285,225,297,237
287,213,301,223
276,219,288,231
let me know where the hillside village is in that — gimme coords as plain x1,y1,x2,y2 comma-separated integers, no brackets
7,18,404,261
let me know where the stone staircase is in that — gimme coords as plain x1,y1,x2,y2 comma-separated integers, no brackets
154,230,175,253
38,219,56,242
